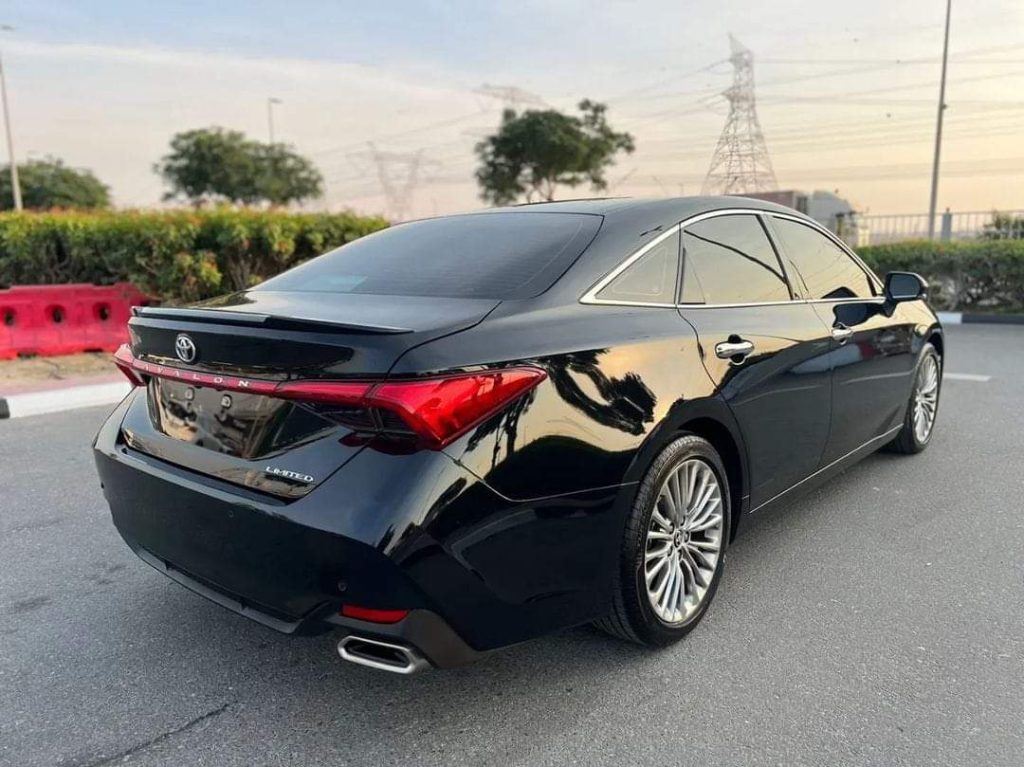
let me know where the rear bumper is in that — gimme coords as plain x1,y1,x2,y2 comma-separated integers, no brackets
93,394,625,663
96,442,482,667
129,542,479,667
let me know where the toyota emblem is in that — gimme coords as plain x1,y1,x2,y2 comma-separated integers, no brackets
175,333,197,364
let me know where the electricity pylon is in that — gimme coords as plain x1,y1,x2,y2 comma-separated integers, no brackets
474,84,547,112
702,35,778,195
357,143,439,222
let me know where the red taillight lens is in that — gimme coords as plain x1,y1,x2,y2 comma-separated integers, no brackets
113,345,145,386
276,380,372,405
276,368,545,447
370,369,545,447
113,344,545,449
340,604,410,624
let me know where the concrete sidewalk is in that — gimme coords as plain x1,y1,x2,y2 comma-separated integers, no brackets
0,353,127,419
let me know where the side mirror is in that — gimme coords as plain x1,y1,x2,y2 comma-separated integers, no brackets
884,272,927,304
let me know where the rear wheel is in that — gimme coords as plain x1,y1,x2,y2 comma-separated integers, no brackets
596,435,730,646
888,342,942,454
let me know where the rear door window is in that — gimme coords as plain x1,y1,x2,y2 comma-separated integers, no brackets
257,212,602,299
680,214,791,304
770,217,876,300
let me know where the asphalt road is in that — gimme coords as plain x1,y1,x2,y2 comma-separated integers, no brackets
2,324,1022,767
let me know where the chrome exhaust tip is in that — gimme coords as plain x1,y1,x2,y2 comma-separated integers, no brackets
337,635,430,674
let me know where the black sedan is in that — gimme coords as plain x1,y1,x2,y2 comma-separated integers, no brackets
94,197,942,673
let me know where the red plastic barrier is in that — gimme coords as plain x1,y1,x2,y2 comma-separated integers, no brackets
0,283,151,359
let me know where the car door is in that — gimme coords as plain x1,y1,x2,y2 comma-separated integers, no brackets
677,212,834,511
766,214,918,465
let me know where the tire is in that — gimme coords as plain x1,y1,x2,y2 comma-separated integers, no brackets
595,434,731,646
887,342,942,455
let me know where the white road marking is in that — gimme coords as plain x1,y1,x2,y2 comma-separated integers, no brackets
944,372,992,382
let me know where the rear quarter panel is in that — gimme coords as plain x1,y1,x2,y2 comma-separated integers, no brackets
393,302,736,502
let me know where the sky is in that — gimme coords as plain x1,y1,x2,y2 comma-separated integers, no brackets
3,0,1023,220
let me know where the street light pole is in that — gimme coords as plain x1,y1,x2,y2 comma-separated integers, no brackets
267,97,281,144
927,0,952,240
0,26,22,211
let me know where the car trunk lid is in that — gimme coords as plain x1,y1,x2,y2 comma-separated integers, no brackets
119,290,499,498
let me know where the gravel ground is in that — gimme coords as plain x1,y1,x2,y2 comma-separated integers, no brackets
0,352,116,388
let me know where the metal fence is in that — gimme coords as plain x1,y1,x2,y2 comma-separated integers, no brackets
855,210,1024,245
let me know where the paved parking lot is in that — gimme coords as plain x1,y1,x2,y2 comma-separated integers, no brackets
1,324,1021,767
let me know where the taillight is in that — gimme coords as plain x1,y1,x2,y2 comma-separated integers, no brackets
113,345,145,386
114,345,545,449
279,368,546,448
370,370,544,447
276,380,372,404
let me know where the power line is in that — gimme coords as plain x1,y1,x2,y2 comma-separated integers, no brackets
324,92,1024,191
627,157,1024,187
308,111,486,159
758,41,1024,66
315,40,1024,211
325,107,1024,200
474,84,548,111
759,68,1024,104
316,52,1024,184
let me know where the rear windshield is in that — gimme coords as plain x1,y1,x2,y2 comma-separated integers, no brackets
256,212,602,299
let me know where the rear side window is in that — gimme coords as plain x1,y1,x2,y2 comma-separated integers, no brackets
770,217,876,300
596,230,679,304
257,212,601,299
681,215,791,304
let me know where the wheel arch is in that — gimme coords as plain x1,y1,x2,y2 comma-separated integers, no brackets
927,328,944,359
677,415,746,543
623,396,749,544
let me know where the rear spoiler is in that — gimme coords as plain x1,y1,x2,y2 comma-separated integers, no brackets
132,306,412,335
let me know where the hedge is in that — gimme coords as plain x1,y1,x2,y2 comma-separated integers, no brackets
0,209,389,304
858,239,1024,313
1,211,1020,312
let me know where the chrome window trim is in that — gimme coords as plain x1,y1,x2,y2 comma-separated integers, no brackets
580,206,883,309
678,296,886,311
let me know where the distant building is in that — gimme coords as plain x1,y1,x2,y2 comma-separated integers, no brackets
733,189,866,245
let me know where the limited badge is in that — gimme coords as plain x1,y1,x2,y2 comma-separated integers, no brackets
264,466,315,484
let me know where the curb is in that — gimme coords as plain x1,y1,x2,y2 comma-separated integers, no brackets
0,380,131,420
937,311,1024,325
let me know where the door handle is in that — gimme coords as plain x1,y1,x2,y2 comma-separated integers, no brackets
832,324,854,344
715,339,755,360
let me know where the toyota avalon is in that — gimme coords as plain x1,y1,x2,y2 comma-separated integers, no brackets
94,197,942,673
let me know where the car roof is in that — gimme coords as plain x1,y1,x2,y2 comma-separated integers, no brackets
397,196,823,309
483,195,806,221
480,196,820,307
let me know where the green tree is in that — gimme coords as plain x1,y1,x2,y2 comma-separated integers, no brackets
252,142,323,206
0,157,110,210
155,127,323,206
475,100,634,205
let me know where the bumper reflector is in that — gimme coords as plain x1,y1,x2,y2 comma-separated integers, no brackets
341,605,410,624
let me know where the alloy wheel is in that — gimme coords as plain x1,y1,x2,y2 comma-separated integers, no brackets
644,458,725,624
913,354,940,443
